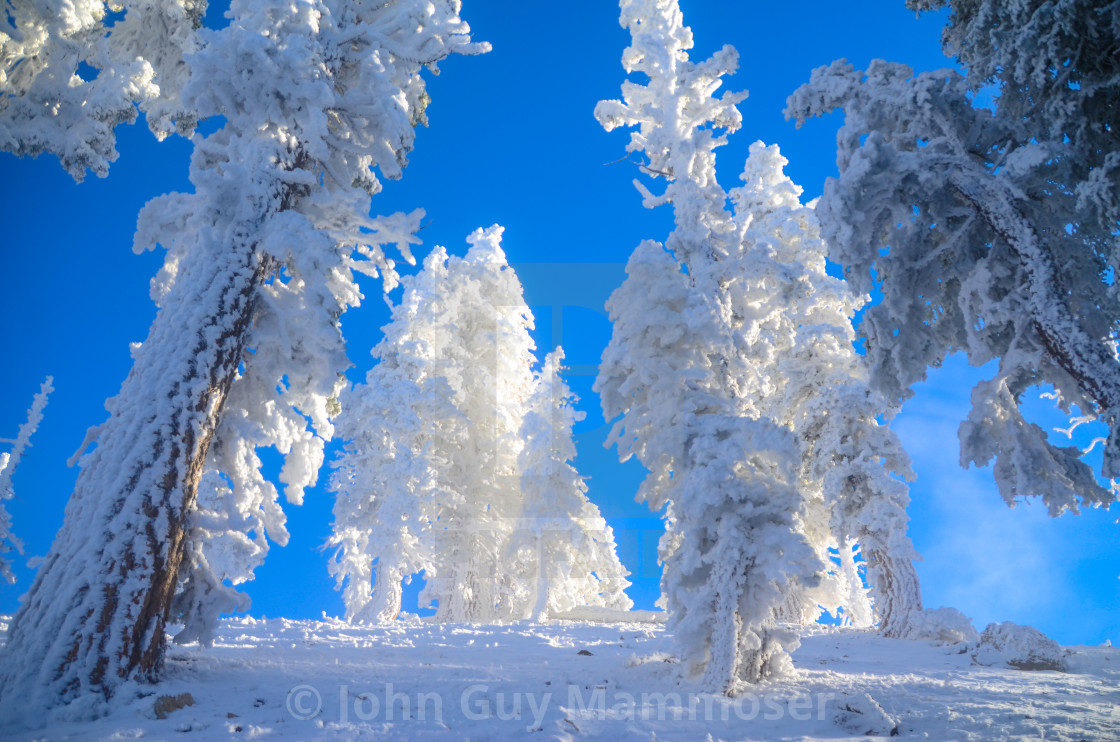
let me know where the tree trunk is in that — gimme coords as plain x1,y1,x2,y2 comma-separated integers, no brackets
864,541,923,638
0,232,269,715
701,558,746,693
368,560,403,623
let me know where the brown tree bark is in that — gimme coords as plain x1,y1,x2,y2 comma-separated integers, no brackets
0,229,273,711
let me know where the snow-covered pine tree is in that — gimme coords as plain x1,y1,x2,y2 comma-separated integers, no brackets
332,226,537,624
595,0,930,686
787,1,1120,514
0,377,53,584
506,348,632,621
415,227,537,623
597,236,819,690
595,1,824,691
332,228,630,624
0,0,486,718
727,143,921,636
329,244,466,624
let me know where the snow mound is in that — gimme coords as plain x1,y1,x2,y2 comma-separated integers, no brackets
549,606,666,624
902,607,979,644
971,621,1067,671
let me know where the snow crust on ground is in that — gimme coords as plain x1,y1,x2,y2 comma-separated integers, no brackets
1,615,1116,740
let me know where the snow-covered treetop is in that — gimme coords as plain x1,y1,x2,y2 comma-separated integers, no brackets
730,141,808,222
181,0,485,201
1,0,487,182
146,0,483,292
594,0,746,259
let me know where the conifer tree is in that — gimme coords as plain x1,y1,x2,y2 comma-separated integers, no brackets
0,0,485,717
595,0,933,687
332,227,537,623
331,229,630,623
507,349,632,621
729,143,921,636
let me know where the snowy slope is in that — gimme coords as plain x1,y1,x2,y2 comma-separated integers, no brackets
0,615,1115,740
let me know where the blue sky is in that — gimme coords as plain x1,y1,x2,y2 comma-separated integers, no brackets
1,1,1116,646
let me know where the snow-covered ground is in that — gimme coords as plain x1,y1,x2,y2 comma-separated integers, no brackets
1,614,1116,740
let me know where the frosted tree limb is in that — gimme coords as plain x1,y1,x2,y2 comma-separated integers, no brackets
0,376,53,583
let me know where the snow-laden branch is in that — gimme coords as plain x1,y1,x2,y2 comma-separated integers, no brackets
0,376,53,583
788,38,1120,513
0,0,204,178
948,173,1120,430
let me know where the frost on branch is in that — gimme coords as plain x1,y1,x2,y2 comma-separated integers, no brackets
787,0,1120,514
0,376,52,584
0,0,204,178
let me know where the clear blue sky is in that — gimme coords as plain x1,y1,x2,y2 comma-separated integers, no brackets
1,1,1116,645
